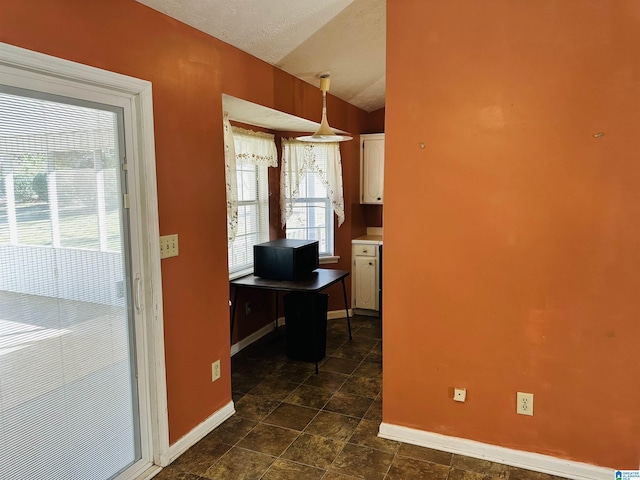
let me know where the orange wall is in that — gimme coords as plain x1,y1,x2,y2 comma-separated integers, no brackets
385,0,640,468
365,107,385,133
0,0,367,444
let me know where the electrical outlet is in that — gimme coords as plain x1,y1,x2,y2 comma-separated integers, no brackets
245,301,253,315
453,387,466,402
212,360,221,382
159,234,179,259
517,392,534,416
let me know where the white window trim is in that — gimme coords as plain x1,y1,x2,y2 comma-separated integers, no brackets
0,42,168,474
285,194,335,256
319,255,340,264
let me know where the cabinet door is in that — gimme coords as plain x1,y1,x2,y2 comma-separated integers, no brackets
354,256,378,311
362,138,384,204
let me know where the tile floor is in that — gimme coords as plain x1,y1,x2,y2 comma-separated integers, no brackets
156,315,566,480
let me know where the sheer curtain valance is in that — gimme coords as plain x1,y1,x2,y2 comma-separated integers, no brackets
280,138,345,228
231,126,278,167
223,115,278,241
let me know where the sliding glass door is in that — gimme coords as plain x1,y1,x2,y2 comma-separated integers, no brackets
0,86,141,479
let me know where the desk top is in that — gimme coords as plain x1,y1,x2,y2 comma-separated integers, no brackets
230,268,349,293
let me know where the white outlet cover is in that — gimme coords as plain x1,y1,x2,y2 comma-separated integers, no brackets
212,360,221,382
453,387,466,402
517,391,534,416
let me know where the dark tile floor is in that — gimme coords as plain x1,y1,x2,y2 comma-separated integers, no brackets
155,315,566,480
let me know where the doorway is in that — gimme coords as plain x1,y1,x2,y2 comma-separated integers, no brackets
0,43,167,479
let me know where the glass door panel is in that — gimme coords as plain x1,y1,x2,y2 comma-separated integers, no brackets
0,87,140,479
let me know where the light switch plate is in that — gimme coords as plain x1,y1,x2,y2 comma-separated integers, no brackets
160,234,179,259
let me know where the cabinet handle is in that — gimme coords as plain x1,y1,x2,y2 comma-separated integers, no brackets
362,249,367,253
377,197,381,200
369,262,373,266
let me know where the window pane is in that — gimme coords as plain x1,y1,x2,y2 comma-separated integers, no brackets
57,164,100,250
228,162,269,275
102,164,123,252
227,128,276,275
237,166,257,202
0,87,139,480
286,199,329,254
6,153,52,246
283,143,334,255
0,94,119,252
0,175,7,244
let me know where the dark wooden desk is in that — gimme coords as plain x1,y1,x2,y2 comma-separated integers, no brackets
230,269,351,372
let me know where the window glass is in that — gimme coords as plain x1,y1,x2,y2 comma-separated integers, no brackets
227,163,268,275
285,146,333,255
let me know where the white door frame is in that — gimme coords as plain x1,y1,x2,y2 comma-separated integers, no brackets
0,42,170,476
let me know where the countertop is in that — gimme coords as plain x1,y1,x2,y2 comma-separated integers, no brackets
352,234,383,245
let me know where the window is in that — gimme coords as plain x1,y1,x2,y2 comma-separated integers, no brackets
0,93,122,252
281,140,344,257
224,122,277,277
284,147,334,255
227,162,269,275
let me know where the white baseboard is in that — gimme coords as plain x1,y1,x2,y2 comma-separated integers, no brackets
328,308,353,320
231,321,279,356
353,308,380,317
160,401,235,466
136,465,163,479
378,423,613,480
230,309,353,356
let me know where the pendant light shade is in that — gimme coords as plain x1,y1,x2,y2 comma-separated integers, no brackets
297,75,352,143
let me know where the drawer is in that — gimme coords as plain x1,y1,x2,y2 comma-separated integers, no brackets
353,244,377,257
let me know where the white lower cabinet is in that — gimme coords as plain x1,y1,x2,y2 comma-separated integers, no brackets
352,242,380,314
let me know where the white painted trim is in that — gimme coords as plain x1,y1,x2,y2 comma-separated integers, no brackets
328,308,353,320
231,321,281,356
0,42,152,95
123,464,162,480
162,401,235,466
378,423,613,480
0,42,169,472
319,255,340,264
230,309,353,356
353,308,380,317
229,267,254,281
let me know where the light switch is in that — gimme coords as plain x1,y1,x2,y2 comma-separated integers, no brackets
160,234,179,259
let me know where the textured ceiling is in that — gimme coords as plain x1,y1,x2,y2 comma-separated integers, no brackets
135,0,386,112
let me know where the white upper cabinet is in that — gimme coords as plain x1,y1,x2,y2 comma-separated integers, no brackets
360,133,384,204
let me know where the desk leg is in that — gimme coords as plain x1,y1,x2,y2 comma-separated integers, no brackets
311,294,319,374
341,278,352,339
230,287,238,343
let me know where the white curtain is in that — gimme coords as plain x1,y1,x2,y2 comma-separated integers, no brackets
223,117,278,241
280,138,345,228
223,112,238,241
231,126,278,167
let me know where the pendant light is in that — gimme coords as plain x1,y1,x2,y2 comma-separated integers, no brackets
297,74,353,143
